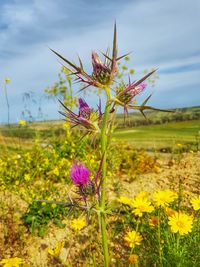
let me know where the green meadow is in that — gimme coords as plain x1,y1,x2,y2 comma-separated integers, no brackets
113,120,200,150
0,118,200,152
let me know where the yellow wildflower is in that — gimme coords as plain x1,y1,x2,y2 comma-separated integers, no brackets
0,257,23,267
135,191,149,200
190,195,200,211
129,254,138,264
51,203,57,209
124,230,143,248
71,218,86,231
52,167,59,176
153,190,178,207
117,196,132,206
24,174,31,181
131,196,154,217
48,241,65,258
18,120,26,126
4,78,11,84
176,143,183,148
168,212,193,235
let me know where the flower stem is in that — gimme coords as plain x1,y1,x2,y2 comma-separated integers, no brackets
4,83,10,126
99,88,111,267
157,209,163,267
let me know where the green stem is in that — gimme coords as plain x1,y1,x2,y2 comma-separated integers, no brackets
99,88,111,267
4,84,10,126
129,220,140,267
157,209,163,267
176,233,181,266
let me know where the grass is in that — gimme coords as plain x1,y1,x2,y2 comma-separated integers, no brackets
113,120,200,150
116,106,200,127
0,119,200,151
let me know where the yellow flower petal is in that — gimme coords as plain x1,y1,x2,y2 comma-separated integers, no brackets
168,212,193,235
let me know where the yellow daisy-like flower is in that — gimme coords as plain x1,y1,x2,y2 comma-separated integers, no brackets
124,230,143,248
153,190,178,207
0,257,23,267
190,195,200,211
71,218,86,231
117,196,132,206
48,241,65,258
168,212,193,235
131,196,154,217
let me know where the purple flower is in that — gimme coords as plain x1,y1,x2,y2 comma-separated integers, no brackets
92,52,111,85
50,23,128,90
70,162,90,186
59,98,101,134
125,82,147,100
114,70,157,116
78,98,92,119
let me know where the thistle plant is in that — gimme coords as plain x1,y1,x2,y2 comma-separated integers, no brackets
50,23,171,266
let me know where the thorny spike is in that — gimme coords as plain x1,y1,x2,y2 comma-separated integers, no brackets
140,110,147,120
141,94,153,106
77,55,84,70
128,105,174,113
102,52,111,61
58,99,77,116
78,84,91,92
67,193,74,205
50,48,80,72
133,69,158,88
102,51,130,62
111,22,117,73
116,52,132,61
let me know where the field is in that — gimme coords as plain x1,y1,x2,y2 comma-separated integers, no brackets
0,116,200,266
1,119,199,151
114,120,200,150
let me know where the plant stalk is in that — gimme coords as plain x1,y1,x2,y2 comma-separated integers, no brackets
4,83,10,126
99,88,111,267
157,209,163,267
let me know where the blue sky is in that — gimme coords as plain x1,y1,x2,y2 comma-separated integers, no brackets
0,0,200,123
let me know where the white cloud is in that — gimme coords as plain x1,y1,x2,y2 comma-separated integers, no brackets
0,0,200,123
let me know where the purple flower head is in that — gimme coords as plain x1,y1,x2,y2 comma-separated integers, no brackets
50,23,125,90
92,52,111,85
92,52,109,73
59,100,100,135
78,98,92,119
116,70,156,107
129,82,147,98
70,162,90,186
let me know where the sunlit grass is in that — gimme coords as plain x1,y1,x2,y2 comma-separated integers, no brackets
113,120,200,150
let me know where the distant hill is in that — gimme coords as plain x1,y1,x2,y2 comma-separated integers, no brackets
116,106,200,128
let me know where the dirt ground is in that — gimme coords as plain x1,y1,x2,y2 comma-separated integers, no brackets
1,152,200,266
